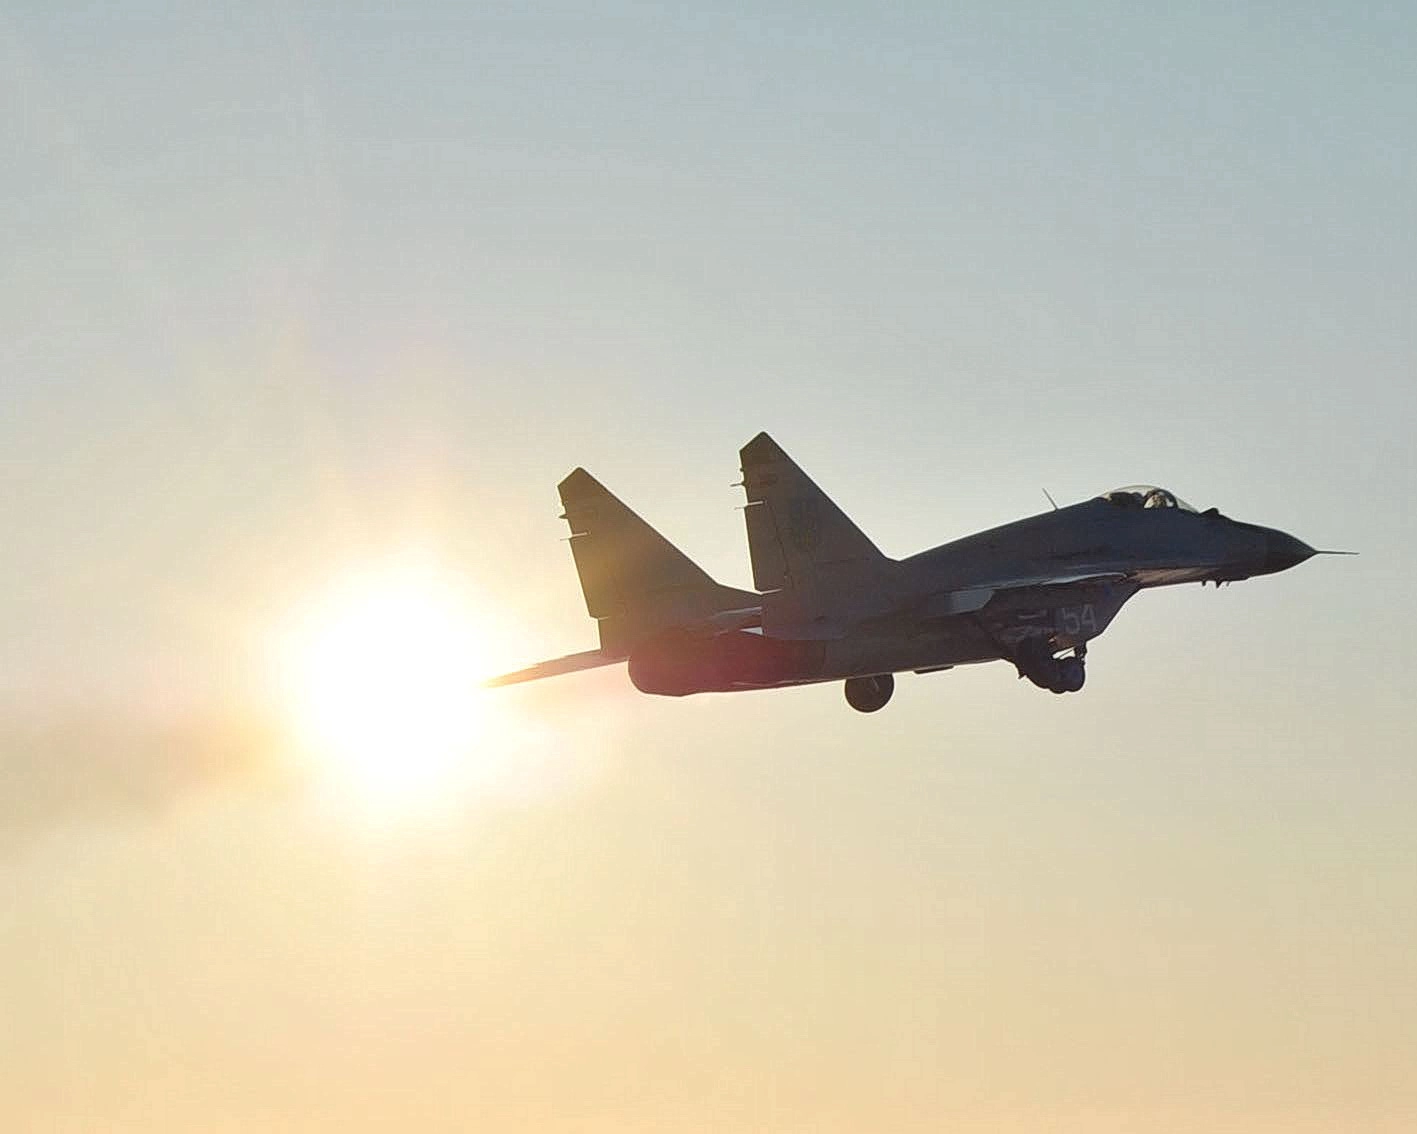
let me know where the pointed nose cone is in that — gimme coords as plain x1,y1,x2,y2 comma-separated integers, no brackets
1262,530,1317,575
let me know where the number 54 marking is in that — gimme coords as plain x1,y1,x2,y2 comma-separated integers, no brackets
1058,604,1098,636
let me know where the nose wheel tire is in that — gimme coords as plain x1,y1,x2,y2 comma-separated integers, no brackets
1014,636,1087,694
845,674,895,713
1054,655,1085,693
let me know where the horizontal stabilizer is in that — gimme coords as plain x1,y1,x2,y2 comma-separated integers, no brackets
484,649,622,688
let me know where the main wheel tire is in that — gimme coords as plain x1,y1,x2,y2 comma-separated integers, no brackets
844,673,895,713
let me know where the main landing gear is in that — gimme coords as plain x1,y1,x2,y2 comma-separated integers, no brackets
1014,637,1086,694
844,673,895,713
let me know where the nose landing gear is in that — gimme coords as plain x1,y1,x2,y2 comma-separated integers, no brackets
1014,637,1086,694
844,673,895,712
1054,654,1085,693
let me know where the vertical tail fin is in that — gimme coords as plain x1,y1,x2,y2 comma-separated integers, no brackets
738,433,894,636
559,468,758,656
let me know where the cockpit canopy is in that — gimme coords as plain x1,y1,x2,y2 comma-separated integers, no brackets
1100,485,1197,513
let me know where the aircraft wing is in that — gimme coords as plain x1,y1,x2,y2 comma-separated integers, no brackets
972,570,1131,591
483,649,623,688
925,571,1131,615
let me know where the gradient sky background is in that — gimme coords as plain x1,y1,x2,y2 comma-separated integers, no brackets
3,4,1415,1131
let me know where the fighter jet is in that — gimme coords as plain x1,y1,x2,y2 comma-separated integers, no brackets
487,432,1344,712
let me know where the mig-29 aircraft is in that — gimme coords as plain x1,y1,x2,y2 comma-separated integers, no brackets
488,433,1343,712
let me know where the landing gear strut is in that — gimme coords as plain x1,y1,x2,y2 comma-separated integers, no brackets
1014,637,1086,694
844,673,894,712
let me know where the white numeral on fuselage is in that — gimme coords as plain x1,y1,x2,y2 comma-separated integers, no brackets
1057,604,1098,636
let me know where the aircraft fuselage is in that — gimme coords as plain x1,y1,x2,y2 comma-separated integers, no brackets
626,496,1316,698
489,437,1334,712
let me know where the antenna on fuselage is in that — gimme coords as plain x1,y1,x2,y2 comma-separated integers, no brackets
1042,488,1060,512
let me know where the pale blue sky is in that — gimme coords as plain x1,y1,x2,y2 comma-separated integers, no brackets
2,5,1414,1131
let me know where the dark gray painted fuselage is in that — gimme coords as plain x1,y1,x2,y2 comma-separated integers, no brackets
759,498,1315,687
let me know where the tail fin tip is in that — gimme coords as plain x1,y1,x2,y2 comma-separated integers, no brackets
741,431,785,465
558,466,598,496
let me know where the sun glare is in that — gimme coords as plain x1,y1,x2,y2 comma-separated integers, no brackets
279,559,496,806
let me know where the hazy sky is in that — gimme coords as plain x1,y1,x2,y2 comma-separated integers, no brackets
3,4,1414,1131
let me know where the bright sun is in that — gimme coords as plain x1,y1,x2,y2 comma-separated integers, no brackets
278,559,495,804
